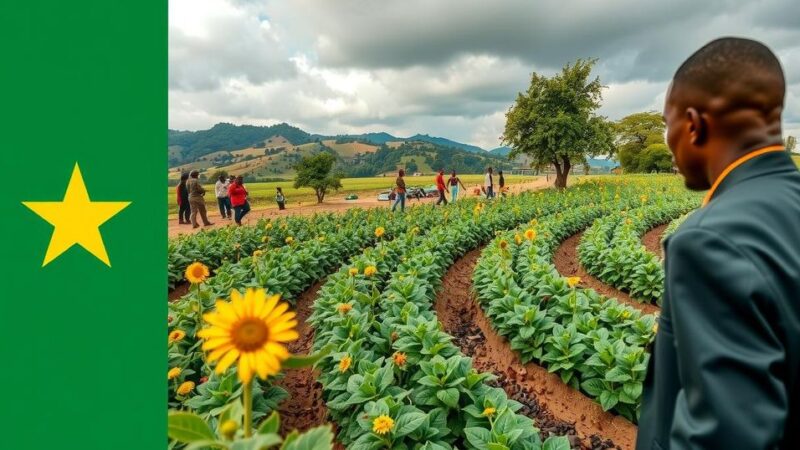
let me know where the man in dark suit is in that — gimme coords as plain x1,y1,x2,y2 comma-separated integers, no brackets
637,37,800,449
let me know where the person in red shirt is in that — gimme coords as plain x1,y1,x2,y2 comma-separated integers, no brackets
435,169,449,206
228,176,251,225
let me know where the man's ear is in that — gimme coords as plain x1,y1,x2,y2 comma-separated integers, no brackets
686,107,707,146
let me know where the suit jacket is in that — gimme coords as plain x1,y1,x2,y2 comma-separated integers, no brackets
637,150,800,449
187,178,205,200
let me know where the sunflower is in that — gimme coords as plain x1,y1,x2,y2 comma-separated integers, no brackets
482,407,496,417
372,415,395,435
252,250,264,258
514,234,522,245
285,236,294,244
524,229,537,241
168,367,182,380
621,310,631,319
348,267,359,276
499,239,508,250
266,222,273,229
186,262,210,284
339,355,352,373
220,420,238,439
566,276,581,288
337,303,353,314
169,329,186,343
374,227,385,238
392,352,407,367
196,288,299,384
176,381,195,395
364,266,377,277
261,236,269,243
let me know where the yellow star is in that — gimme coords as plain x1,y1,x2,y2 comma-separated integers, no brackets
22,163,131,267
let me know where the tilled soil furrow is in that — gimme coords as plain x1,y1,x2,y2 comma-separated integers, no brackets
641,224,668,259
435,248,636,450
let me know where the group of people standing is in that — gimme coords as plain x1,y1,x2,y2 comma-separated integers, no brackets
391,166,506,212
177,171,284,227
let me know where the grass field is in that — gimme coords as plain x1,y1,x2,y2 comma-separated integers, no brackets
167,173,538,214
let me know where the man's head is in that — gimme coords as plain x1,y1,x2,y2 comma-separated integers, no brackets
664,37,785,190
236,176,244,184
190,170,199,179
180,173,189,181
438,169,444,175
487,167,493,174
218,175,226,182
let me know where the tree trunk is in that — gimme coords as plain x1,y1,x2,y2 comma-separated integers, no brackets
553,158,571,189
316,188,325,203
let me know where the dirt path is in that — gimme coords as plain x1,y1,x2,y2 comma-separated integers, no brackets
275,280,330,436
168,178,551,238
641,224,667,259
435,248,632,450
553,232,660,316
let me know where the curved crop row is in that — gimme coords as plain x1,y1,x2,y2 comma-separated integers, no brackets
167,205,447,412
307,189,606,449
169,209,384,289
577,193,698,303
472,180,689,422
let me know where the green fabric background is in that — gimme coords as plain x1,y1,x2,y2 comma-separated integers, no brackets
0,1,166,448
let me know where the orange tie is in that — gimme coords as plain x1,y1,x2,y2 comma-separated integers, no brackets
702,145,786,207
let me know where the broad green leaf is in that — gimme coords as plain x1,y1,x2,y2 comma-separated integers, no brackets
257,411,280,435
283,345,333,369
436,388,460,409
542,436,571,450
394,412,427,437
229,434,282,450
281,425,334,450
168,411,217,443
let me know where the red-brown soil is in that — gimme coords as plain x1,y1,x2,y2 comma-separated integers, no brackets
641,224,667,259
168,281,190,301
553,232,660,316
275,280,331,437
434,248,634,450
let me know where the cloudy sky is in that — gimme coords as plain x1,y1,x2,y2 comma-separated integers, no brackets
169,0,800,150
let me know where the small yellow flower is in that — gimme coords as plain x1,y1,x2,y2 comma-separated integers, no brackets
253,250,264,258
566,277,581,288
372,415,395,435
640,195,648,203
337,303,353,314
524,229,537,241
364,266,377,277
411,226,420,235
169,329,186,343
375,227,385,238
266,222,273,229
220,420,238,439
176,381,195,396
185,262,210,284
318,236,325,242
625,218,632,225
285,236,294,244
390,331,399,342
482,407,496,417
514,234,522,245
339,355,352,373
392,352,407,367
499,239,508,250
349,267,359,276
168,367,182,380
622,310,631,319
261,236,269,243
529,219,538,226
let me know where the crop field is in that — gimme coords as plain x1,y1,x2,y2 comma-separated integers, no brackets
167,175,701,450
167,174,539,215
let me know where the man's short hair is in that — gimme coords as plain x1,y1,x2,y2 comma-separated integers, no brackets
673,37,785,97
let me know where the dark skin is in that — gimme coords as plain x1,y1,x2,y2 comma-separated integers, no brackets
663,75,784,191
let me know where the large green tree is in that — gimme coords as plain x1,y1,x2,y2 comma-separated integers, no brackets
293,153,343,203
614,111,672,173
502,59,614,189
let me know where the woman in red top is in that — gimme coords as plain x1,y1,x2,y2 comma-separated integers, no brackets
228,176,251,225
435,169,449,206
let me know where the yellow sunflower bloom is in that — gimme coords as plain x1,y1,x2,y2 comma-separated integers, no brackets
566,277,581,288
524,229,537,241
392,352,407,367
220,420,238,439
339,355,352,373
261,236,269,243
364,266,377,277
177,381,195,395
168,367,182,380
169,329,186,343
374,227,385,238
621,310,631,319
196,288,299,384
186,262,210,284
482,407,496,417
514,234,522,245
499,239,508,250
372,415,395,435
348,267,359,276
266,222,273,229
252,250,264,258
337,303,352,314
285,236,294,245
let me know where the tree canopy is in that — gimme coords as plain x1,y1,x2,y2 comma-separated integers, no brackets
614,111,673,173
293,153,343,203
502,58,614,188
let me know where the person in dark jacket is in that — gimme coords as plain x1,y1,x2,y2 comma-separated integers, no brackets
276,187,286,210
637,37,800,450
187,170,212,228
177,173,190,224
392,169,406,212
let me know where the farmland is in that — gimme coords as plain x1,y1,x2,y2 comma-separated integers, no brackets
167,174,702,449
167,174,539,215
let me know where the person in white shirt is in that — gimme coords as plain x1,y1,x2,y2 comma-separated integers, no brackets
214,175,232,219
483,167,495,199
